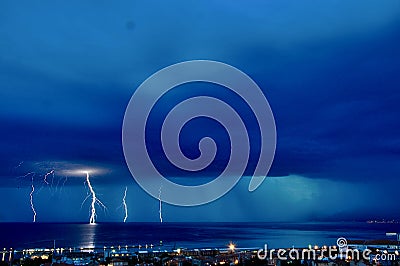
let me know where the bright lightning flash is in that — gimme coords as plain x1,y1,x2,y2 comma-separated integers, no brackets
122,186,128,223
43,169,54,185
158,186,163,223
29,174,37,222
84,171,106,225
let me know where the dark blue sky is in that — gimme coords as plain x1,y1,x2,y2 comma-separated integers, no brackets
1,0,400,222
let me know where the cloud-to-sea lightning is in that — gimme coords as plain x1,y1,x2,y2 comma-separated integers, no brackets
16,171,37,221
84,171,106,224
29,174,37,222
158,186,163,223
122,186,128,223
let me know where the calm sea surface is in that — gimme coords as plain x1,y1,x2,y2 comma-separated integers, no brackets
1,222,399,250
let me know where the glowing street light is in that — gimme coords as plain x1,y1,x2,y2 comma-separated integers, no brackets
229,243,236,252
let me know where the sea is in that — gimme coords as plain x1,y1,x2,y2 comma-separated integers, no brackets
1,222,399,250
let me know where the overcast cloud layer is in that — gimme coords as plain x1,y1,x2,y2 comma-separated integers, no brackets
0,0,399,222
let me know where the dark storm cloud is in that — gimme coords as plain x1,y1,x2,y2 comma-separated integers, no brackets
0,0,399,221
228,18,400,180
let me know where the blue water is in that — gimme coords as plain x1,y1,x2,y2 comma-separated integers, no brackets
1,222,399,250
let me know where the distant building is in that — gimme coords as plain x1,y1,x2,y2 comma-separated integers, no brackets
107,258,129,266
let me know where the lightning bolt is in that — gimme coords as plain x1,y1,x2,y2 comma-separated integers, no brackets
17,172,37,221
122,186,128,223
14,161,24,170
84,171,106,225
29,174,37,223
43,170,54,185
158,186,163,223
17,171,35,181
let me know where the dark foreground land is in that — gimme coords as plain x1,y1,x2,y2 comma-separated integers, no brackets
1,242,399,266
